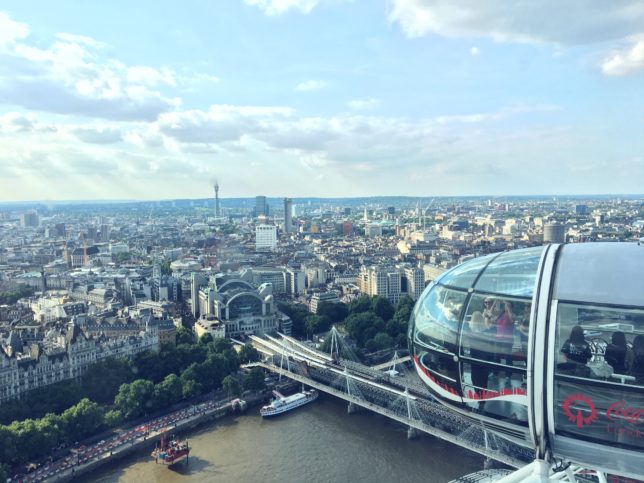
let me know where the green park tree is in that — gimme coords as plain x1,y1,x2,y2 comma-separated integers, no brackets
372,296,395,321
181,379,202,399
115,379,155,420
176,326,194,345
238,343,260,363
222,375,242,397
242,367,266,392
316,301,348,323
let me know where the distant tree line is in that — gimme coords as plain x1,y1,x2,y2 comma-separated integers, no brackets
279,294,415,355
0,332,263,472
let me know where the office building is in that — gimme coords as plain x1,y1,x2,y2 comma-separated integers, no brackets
403,266,425,300
255,195,269,217
309,291,341,314
256,224,277,250
20,211,39,228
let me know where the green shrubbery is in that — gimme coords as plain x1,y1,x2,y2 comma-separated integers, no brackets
0,337,254,469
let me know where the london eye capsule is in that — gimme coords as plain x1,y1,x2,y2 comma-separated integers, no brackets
409,242,644,479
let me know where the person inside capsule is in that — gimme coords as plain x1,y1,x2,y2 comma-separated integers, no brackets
558,325,592,376
627,334,644,382
605,331,628,374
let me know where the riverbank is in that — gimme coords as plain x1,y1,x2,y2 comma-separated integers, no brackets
23,392,267,483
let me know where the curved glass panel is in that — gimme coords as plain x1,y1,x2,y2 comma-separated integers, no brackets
413,285,467,354
459,293,530,423
218,280,254,293
554,302,644,450
228,294,263,318
438,254,497,290
474,247,543,297
414,346,462,397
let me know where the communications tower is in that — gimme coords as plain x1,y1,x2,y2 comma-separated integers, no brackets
214,180,220,217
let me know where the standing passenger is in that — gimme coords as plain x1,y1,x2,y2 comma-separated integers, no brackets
495,301,515,382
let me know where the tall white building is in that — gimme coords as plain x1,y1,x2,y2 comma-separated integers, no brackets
403,266,425,300
285,268,306,295
256,224,277,250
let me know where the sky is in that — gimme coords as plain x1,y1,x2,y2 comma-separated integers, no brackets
0,0,643,201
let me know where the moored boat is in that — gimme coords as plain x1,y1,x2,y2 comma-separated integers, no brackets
260,389,318,417
151,432,190,466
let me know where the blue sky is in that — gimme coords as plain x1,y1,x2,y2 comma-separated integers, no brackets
0,0,643,200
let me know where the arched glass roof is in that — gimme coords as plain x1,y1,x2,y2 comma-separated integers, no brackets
437,246,544,298
217,279,254,293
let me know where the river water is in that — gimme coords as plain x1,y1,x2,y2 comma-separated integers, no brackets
82,394,483,483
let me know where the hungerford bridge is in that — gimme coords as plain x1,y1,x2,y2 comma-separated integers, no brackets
245,330,607,483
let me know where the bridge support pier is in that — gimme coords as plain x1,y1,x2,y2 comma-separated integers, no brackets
347,402,359,414
407,427,420,440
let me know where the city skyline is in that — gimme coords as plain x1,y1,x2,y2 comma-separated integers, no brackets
1,1,644,200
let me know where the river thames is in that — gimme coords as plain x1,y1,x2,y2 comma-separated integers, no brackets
81,394,483,483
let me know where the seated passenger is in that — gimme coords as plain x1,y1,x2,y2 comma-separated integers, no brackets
626,335,644,382
605,331,628,373
561,325,592,365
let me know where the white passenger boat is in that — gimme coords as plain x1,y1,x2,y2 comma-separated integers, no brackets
260,389,319,417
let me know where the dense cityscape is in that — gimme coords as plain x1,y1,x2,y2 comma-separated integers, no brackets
2,1,644,482
0,193,642,480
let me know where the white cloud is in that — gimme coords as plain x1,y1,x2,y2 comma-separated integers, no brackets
0,12,228,120
0,19,180,120
388,0,644,45
192,73,220,83
1,100,639,198
137,102,562,179
127,66,177,87
470,46,479,56
55,32,105,49
0,12,29,49
0,112,34,133
155,104,295,144
601,38,644,76
70,126,123,144
244,0,322,16
295,79,327,91
348,98,379,110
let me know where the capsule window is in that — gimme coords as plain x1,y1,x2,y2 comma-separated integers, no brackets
459,294,530,422
554,303,644,449
473,247,542,297
413,285,466,354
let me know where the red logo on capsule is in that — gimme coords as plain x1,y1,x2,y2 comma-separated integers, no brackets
606,401,644,426
562,393,598,429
